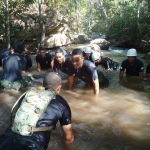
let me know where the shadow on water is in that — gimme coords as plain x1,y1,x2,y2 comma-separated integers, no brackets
0,45,150,150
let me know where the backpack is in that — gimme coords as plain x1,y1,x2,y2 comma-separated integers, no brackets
11,87,56,136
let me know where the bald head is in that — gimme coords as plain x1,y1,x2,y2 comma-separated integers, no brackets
43,72,62,89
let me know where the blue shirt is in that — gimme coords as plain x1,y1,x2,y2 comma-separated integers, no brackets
3,54,26,82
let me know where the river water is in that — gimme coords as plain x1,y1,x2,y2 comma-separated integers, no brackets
0,44,150,150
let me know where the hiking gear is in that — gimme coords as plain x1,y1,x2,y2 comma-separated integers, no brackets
127,48,137,56
92,52,101,62
11,87,56,136
84,47,92,54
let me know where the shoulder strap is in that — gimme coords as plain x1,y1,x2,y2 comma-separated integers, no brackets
28,126,54,133
10,91,27,124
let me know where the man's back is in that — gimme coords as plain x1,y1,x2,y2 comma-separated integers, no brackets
3,55,23,82
0,72,74,150
1,92,72,150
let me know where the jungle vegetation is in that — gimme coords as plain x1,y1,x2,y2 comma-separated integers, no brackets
0,0,150,52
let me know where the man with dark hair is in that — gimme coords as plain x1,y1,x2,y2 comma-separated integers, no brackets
52,48,71,74
0,72,74,150
0,40,32,70
67,49,109,95
0,43,32,90
36,47,53,72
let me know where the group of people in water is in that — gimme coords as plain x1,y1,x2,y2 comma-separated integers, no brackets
0,41,149,149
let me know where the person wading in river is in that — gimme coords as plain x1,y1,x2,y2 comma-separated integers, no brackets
36,47,53,72
91,52,119,73
52,48,71,75
119,48,144,80
0,42,32,90
67,48,109,95
0,72,74,150
83,46,93,61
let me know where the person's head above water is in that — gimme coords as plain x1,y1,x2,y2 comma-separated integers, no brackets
11,41,24,54
84,47,92,54
55,48,65,64
91,52,101,63
126,48,137,57
83,47,92,59
43,72,62,93
71,48,84,69
126,48,137,64
39,46,47,58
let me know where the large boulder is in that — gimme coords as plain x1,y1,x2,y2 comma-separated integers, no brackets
72,34,89,44
90,38,110,50
89,34,106,39
42,33,71,47
89,43,101,52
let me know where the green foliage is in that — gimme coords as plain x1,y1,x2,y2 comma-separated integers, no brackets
1,0,150,51
81,0,150,50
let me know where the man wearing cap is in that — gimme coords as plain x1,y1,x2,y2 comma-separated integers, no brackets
83,46,93,60
0,72,74,150
119,48,144,80
91,52,119,73
0,43,32,90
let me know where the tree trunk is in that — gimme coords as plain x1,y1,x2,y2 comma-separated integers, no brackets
5,0,10,48
74,0,80,33
87,1,93,31
99,0,111,27
147,0,150,13
38,0,45,47
137,0,140,20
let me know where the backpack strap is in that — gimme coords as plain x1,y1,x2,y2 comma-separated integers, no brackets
10,91,27,124
28,126,54,133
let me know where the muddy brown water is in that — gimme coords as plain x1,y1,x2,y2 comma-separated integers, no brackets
0,44,150,150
